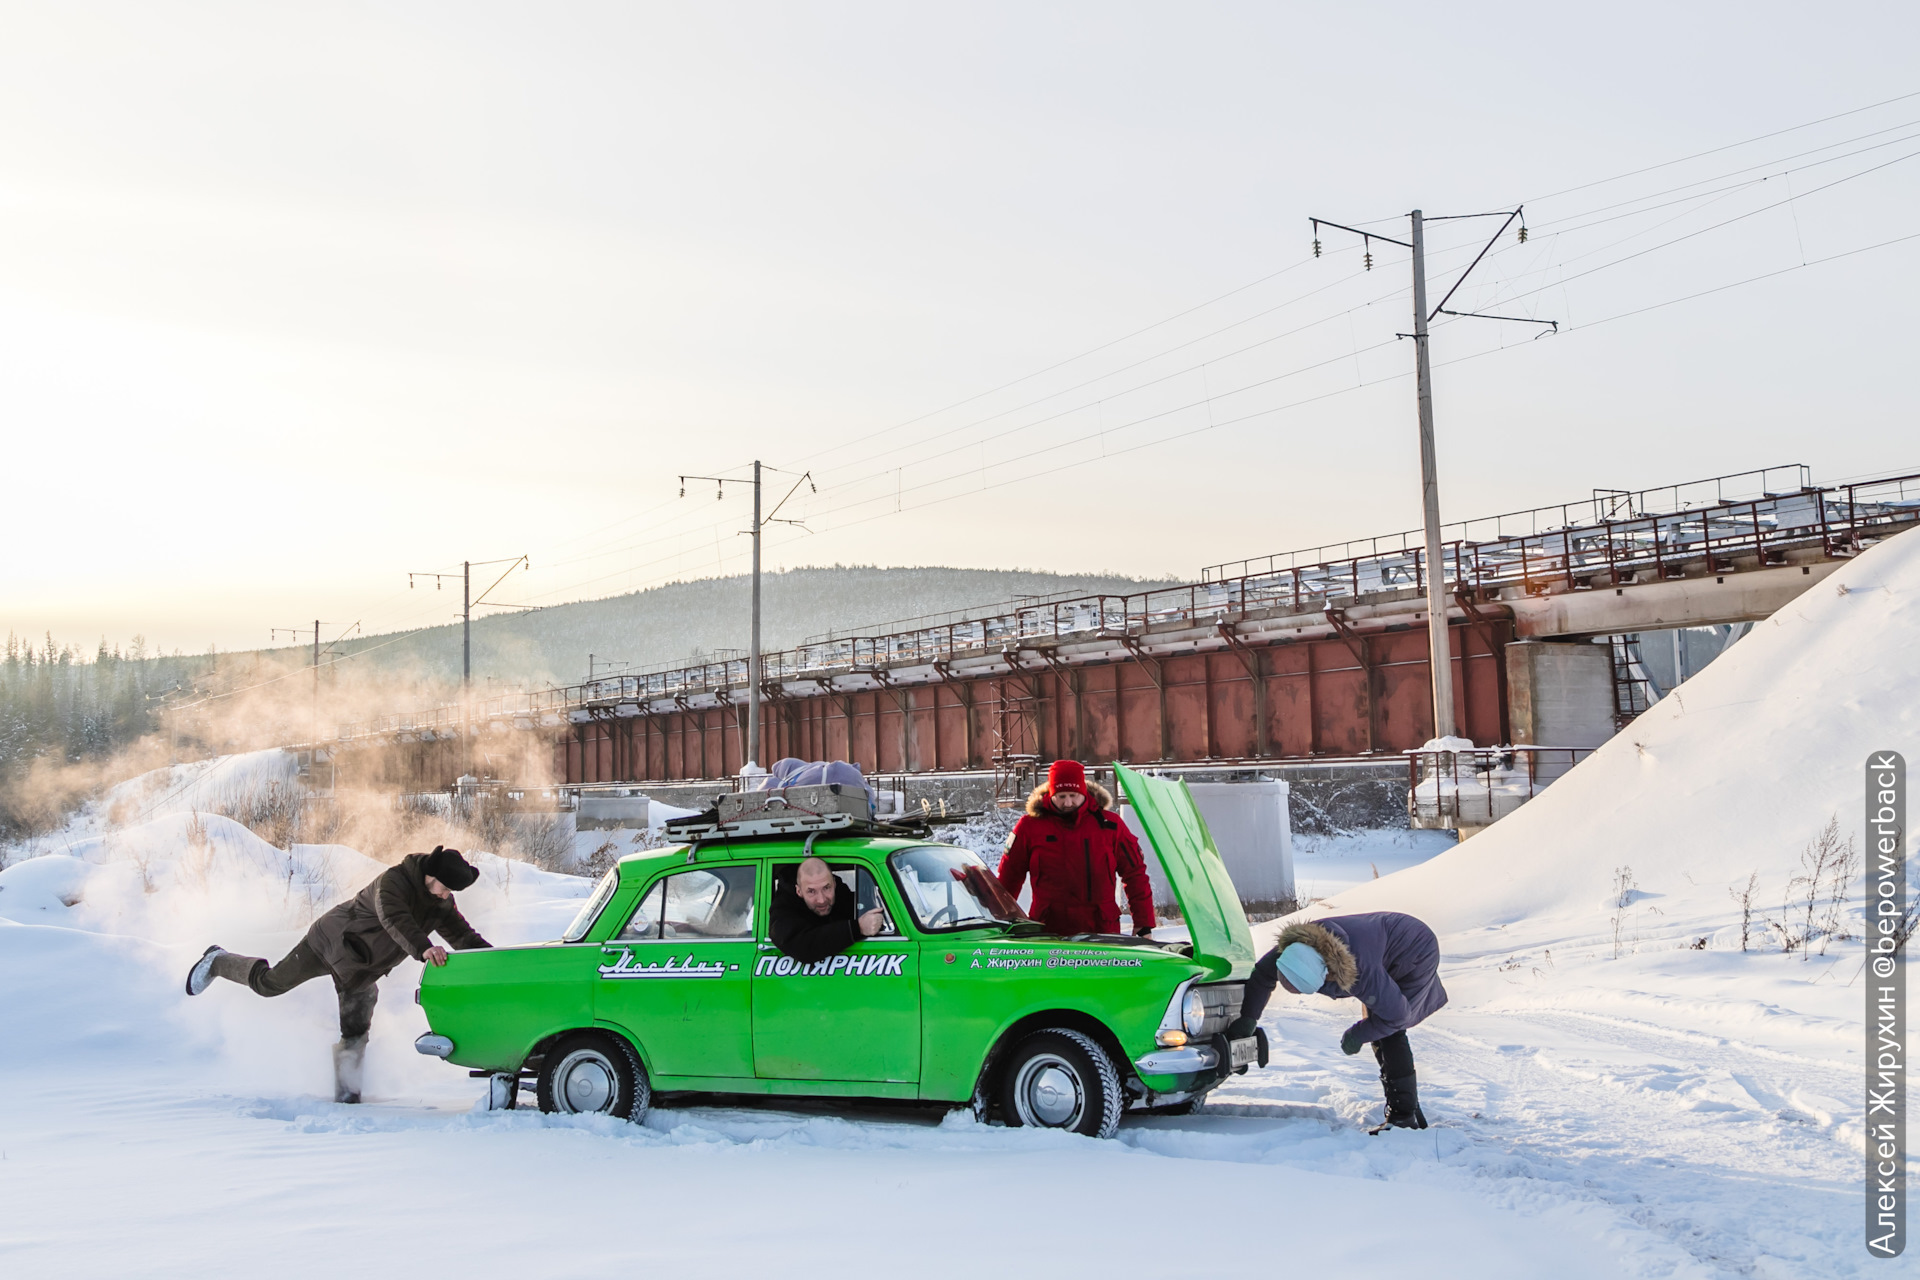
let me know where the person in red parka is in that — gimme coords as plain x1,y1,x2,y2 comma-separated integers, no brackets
996,759,1157,937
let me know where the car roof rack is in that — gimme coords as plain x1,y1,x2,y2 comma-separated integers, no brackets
662,809,979,846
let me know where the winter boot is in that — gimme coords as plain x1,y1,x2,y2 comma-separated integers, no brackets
185,946,263,995
185,946,224,995
1369,1074,1429,1135
333,1035,368,1105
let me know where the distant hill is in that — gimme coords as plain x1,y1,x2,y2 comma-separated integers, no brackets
275,565,1182,692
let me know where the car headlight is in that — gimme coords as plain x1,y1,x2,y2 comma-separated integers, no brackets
1182,988,1207,1037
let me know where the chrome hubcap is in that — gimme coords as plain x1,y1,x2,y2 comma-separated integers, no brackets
557,1051,616,1113
1015,1054,1084,1128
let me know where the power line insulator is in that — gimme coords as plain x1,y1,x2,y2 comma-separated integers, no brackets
1312,237,1321,258
1363,250,1373,271
1518,223,1529,244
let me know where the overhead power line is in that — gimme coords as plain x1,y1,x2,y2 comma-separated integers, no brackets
312,88,1920,625
1521,87,1920,204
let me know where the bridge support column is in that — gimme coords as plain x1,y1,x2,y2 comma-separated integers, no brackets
1506,639,1615,770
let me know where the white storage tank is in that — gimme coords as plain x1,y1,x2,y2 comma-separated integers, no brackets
1118,778,1295,914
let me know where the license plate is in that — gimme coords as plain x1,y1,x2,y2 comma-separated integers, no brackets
1227,1036,1259,1069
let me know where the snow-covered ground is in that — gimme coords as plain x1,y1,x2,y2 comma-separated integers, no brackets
2,531,1915,1277
1292,827,1457,902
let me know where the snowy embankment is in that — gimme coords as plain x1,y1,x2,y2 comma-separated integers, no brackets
2,531,1915,1278
1215,526,1920,1276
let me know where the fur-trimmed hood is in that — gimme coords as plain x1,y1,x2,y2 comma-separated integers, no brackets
1025,779,1114,818
1275,919,1358,993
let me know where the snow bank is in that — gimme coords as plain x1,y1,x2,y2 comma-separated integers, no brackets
4,748,301,863
0,811,593,1102
101,747,302,824
1321,527,1920,961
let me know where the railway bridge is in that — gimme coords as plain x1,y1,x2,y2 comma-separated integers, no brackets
329,466,1918,795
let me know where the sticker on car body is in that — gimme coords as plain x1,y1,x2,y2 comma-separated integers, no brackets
753,953,907,977
597,948,736,979
967,947,1143,971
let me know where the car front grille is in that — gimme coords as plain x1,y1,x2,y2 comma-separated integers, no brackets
1193,982,1246,1038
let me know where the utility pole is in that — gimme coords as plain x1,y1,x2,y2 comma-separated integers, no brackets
679,463,813,774
1310,206,1551,744
1408,212,1452,740
410,556,528,784
272,621,327,746
272,620,360,754
750,460,762,772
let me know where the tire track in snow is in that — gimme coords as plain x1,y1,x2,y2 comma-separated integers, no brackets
1364,1007,1859,1277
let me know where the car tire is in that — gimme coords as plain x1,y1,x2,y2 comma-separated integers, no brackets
535,1032,649,1122
999,1028,1123,1139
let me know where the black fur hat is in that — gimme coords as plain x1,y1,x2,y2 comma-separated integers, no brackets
423,845,478,891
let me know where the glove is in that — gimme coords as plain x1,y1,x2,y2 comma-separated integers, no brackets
1226,1017,1257,1041
1134,925,1156,938
1340,1027,1365,1056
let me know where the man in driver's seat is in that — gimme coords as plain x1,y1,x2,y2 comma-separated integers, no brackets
772,856,887,964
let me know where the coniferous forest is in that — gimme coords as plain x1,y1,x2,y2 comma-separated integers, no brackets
0,632,206,839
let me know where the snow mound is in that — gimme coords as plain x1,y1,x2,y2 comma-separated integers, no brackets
103,747,302,823
0,811,594,1101
1322,527,1920,958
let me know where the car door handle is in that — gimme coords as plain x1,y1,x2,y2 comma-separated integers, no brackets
757,943,778,952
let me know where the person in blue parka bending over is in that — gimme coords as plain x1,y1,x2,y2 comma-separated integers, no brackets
1229,911,1448,1133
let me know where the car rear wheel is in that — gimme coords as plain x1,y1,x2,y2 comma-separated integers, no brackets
536,1032,649,1122
999,1028,1122,1139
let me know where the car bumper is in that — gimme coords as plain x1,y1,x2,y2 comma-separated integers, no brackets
1133,1032,1262,1080
415,1033,455,1058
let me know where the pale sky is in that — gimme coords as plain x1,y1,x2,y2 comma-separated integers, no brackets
4,2,1916,658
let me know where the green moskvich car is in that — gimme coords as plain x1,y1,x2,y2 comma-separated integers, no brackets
415,765,1265,1138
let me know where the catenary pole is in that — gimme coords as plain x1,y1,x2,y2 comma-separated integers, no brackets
679,462,808,777
748,460,762,771
1409,211,1456,741
405,556,524,787
1309,206,1541,744
463,561,471,780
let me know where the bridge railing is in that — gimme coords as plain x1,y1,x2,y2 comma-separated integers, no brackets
334,468,1920,741
1407,746,1597,830
1202,463,1817,582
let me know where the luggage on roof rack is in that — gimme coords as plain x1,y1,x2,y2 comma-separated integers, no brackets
717,782,872,826
662,798,980,845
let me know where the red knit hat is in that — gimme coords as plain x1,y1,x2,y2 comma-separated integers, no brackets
1046,759,1087,796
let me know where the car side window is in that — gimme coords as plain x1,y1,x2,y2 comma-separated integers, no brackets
618,880,665,940
769,862,898,937
621,866,756,941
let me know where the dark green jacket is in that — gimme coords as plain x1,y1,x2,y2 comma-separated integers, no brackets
307,853,490,985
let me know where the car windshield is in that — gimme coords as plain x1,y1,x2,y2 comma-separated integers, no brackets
561,869,619,942
888,845,1028,931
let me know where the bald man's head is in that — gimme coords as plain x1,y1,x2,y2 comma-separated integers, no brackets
795,856,838,917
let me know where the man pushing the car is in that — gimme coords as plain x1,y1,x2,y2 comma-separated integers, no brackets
184,845,492,1104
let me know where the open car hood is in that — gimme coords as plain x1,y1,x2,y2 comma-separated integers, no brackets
1114,763,1257,972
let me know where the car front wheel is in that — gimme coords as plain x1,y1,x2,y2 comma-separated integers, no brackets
999,1028,1122,1139
535,1032,649,1122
